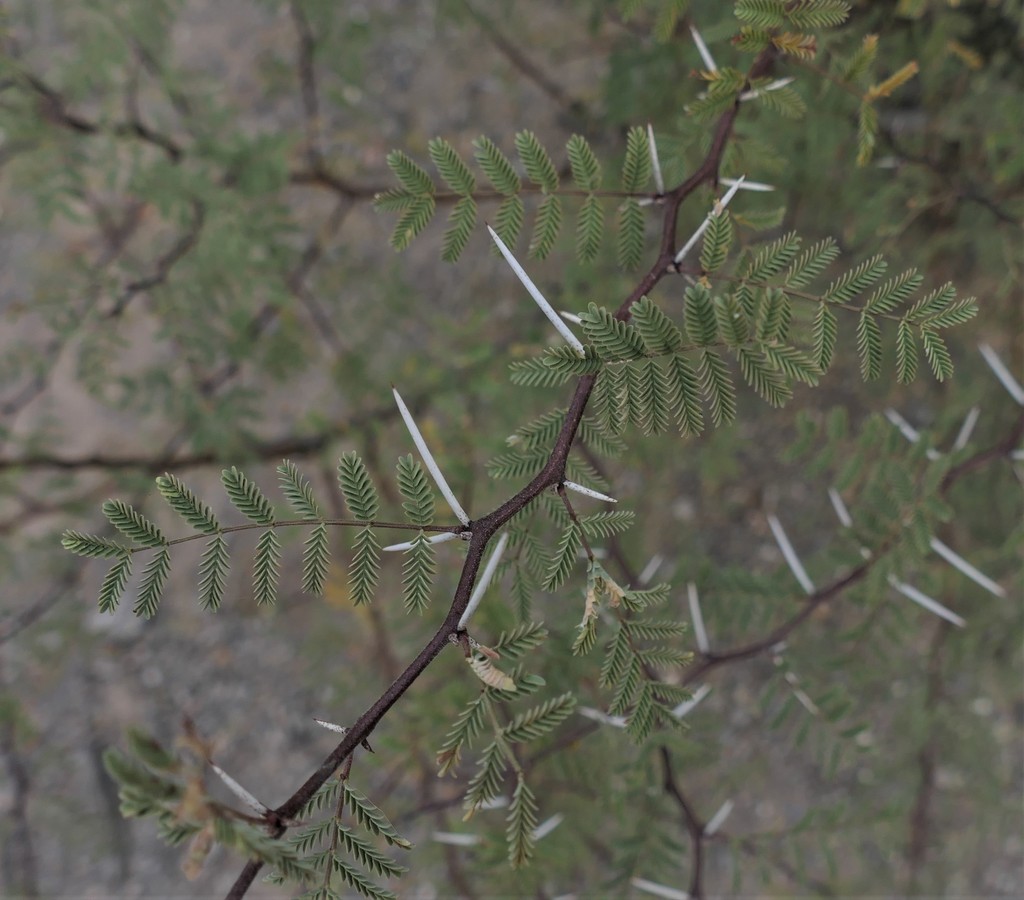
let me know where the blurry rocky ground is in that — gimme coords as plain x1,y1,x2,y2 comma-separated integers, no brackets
0,1,1020,898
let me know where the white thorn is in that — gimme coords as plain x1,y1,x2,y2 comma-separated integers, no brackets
767,514,815,595
631,877,691,900
578,706,626,728
532,813,564,841
647,123,665,194
382,532,462,552
739,76,795,101
458,532,510,629
885,407,941,459
827,487,853,528
885,407,920,442
432,831,482,846
930,537,1006,598
704,799,734,836
674,176,746,265
979,344,1024,406
210,763,269,816
487,225,586,356
672,683,711,720
559,310,583,325
720,177,775,192
888,575,966,627
784,671,821,716
687,582,709,653
951,406,981,452
639,553,663,586
313,718,348,734
689,24,717,72
563,480,618,504
392,387,471,526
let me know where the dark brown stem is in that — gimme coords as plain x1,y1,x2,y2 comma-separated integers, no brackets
659,746,706,899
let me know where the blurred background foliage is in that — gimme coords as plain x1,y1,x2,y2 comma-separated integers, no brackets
0,0,1020,896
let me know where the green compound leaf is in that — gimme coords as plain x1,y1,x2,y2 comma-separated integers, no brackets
396,455,435,527
427,137,475,195
135,547,170,618
668,354,705,436
785,236,839,287
473,135,520,195
493,193,525,249
753,84,807,119
698,349,737,426
714,294,749,347
700,210,733,274
338,452,380,522
501,693,576,744
762,344,820,386
98,552,133,614
156,473,220,534
441,195,477,263
895,319,918,384
616,197,645,271
742,231,801,284
735,0,786,29
342,783,412,848
857,311,882,380
198,534,229,612
757,287,792,341
812,303,838,372
620,125,652,193
529,193,562,260
465,741,506,814
787,0,850,28
736,347,792,407
389,195,435,251
684,283,718,346
921,327,953,381
580,303,646,361
507,776,539,868
102,499,167,548
566,134,601,190
252,529,281,607
545,523,581,591
515,130,559,193
222,467,275,525
277,459,321,520
493,621,548,659
402,532,436,614
335,825,408,879
62,531,130,559
349,526,380,606
824,254,886,304
864,269,923,314
575,193,604,262
578,510,636,539
302,522,330,596
385,149,434,196
331,853,398,900
631,296,684,354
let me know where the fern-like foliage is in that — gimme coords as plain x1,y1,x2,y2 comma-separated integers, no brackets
374,129,662,265
508,231,976,436
62,452,465,616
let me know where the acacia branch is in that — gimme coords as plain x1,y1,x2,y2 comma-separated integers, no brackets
224,44,780,898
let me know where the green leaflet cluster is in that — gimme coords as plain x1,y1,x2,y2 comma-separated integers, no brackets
575,562,692,742
436,623,577,867
267,779,412,900
61,452,457,617
510,225,976,435
375,128,655,267
103,726,412,898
